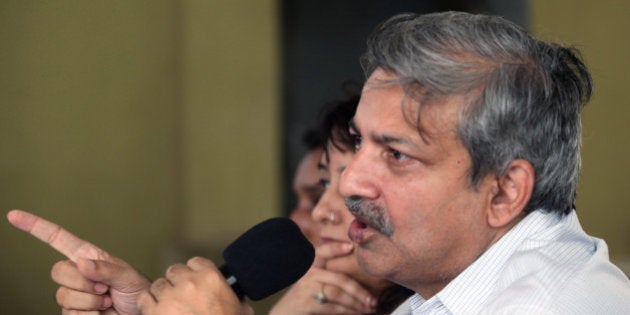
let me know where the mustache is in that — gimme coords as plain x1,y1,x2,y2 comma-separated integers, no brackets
345,196,393,237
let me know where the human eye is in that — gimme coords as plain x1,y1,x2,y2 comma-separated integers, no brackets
349,132,362,152
390,149,409,161
318,178,330,189
386,148,416,167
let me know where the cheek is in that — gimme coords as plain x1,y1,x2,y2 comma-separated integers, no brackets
386,184,480,247
385,182,434,229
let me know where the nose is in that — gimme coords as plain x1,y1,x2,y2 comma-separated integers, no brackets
312,189,333,223
339,147,379,200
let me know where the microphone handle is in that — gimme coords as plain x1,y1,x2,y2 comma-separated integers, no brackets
219,264,246,301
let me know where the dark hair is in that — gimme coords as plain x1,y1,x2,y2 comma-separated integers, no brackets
361,11,592,214
301,129,323,151
318,94,360,156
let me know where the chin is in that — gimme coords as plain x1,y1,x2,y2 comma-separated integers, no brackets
355,248,391,279
328,253,381,286
326,252,359,273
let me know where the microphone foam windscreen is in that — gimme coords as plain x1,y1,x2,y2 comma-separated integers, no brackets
222,217,315,300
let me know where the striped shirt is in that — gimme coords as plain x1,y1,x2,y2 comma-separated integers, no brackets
390,210,630,314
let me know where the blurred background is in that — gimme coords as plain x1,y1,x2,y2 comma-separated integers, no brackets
1,0,628,313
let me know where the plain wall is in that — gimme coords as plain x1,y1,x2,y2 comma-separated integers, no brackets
0,2,181,314
0,1,278,314
531,0,630,267
0,1,627,314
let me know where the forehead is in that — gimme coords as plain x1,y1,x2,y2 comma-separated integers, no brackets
293,148,322,185
321,141,354,163
322,142,354,169
356,69,464,143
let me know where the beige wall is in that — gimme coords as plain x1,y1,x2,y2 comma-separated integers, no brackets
179,0,280,243
0,1,278,314
0,1,627,314
530,0,630,267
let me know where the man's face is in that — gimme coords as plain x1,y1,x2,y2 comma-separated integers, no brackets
290,147,324,245
339,69,497,296
311,142,390,292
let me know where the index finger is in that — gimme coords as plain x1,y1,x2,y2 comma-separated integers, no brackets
7,209,109,262
315,242,354,259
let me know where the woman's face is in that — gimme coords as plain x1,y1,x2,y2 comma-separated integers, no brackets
312,141,390,293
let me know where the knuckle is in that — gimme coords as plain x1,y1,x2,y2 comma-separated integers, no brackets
178,279,197,293
165,263,182,275
50,260,73,282
199,269,220,284
151,277,164,288
332,303,353,314
166,263,197,282
56,286,103,311
187,256,214,267
325,285,343,298
187,256,202,264
150,277,169,295
55,287,69,308
136,290,152,308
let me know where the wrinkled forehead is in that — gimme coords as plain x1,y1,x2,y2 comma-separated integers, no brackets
361,69,419,115
360,69,466,140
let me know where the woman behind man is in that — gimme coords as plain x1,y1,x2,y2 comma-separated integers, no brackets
289,129,325,245
272,95,412,314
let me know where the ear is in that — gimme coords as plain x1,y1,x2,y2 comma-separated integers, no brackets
488,159,534,228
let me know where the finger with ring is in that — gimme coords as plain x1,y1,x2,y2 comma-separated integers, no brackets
314,291,328,304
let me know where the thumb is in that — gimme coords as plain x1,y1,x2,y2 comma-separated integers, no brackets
77,258,150,293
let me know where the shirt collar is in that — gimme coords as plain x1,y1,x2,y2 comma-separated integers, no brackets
409,210,568,314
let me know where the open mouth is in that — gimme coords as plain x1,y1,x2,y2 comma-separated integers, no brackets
353,215,370,229
350,210,372,226
348,215,377,244
345,197,393,237
355,219,368,229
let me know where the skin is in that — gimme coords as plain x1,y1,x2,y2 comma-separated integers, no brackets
290,147,324,245
5,148,325,315
137,257,252,315
6,210,250,315
313,143,390,297
339,68,527,298
4,150,325,315
6,67,533,314
270,142,389,314
7,209,149,315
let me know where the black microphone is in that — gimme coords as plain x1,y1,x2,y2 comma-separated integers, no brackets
219,217,315,301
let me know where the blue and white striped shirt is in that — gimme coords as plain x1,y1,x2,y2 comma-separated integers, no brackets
390,210,630,314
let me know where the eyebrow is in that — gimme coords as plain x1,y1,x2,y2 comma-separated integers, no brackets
317,162,327,171
302,184,323,194
349,117,423,148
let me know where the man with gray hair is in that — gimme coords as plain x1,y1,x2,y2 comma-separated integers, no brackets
342,11,630,314
8,11,630,314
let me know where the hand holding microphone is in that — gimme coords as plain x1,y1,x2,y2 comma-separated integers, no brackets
139,217,315,314
138,257,254,315
7,210,314,315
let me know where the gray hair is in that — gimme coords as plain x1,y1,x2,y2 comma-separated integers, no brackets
360,12,592,214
